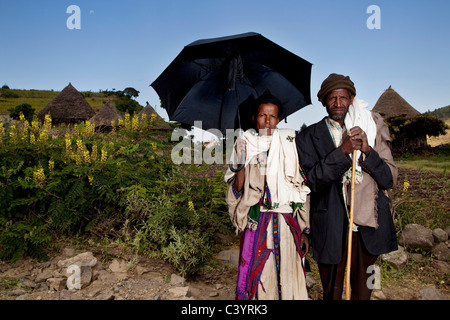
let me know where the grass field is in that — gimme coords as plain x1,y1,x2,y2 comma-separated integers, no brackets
397,126,450,173
396,159,449,173
396,154,450,174
0,88,123,115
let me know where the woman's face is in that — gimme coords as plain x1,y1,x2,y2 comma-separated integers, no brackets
253,103,280,136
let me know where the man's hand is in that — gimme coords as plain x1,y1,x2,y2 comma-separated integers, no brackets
340,126,371,155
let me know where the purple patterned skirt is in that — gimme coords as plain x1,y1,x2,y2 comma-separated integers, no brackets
235,211,305,300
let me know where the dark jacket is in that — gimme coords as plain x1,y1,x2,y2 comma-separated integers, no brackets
295,116,398,264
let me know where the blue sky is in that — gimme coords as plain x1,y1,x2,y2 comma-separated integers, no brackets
1,0,449,136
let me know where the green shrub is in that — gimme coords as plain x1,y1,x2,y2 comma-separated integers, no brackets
0,115,233,275
162,227,211,277
0,219,51,262
8,104,35,123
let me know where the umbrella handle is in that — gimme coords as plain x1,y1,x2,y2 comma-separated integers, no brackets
229,153,245,172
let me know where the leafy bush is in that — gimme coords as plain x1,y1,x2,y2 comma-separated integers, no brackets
162,227,210,277
115,96,142,116
0,219,51,262
9,103,36,123
0,113,233,273
387,114,448,155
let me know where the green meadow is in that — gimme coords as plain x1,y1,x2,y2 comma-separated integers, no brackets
0,88,122,115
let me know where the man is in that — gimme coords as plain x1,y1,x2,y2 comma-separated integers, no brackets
295,73,398,300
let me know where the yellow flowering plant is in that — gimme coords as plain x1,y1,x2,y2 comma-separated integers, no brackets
48,160,55,171
38,114,52,142
33,167,46,188
132,114,139,131
0,103,232,277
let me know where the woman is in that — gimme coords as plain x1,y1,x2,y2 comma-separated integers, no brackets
225,91,311,300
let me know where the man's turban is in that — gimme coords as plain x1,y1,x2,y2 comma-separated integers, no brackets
317,73,356,103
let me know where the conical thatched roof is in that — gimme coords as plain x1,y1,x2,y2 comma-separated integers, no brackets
138,102,164,121
372,86,421,118
89,100,123,129
138,102,171,130
37,83,96,124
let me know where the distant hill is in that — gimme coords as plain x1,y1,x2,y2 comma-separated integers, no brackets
0,88,126,115
426,105,450,119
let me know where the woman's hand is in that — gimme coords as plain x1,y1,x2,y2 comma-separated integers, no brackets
235,136,247,162
233,137,246,192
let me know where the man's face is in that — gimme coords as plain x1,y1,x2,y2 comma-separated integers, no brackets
253,103,280,136
325,89,354,123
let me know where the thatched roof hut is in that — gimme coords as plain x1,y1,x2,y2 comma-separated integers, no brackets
373,86,427,154
372,86,421,118
138,102,171,131
89,100,123,132
37,83,95,124
138,102,163,121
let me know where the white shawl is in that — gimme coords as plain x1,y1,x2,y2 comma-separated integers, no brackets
225,128,310,209
343,98,377,183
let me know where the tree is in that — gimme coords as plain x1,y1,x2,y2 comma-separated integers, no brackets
113,87,143,115
387,114,448,139
116,97,142,116
8,103,35,123
123,87,140,99
386,114,449,155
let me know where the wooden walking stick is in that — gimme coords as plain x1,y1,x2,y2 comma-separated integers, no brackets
345,149,358,300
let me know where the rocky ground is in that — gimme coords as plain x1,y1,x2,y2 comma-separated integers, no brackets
0,244,238,301
0,238,448,301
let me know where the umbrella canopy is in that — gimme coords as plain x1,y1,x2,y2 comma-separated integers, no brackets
151,32,312,134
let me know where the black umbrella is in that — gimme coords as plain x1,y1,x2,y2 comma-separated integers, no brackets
150,32,312,135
